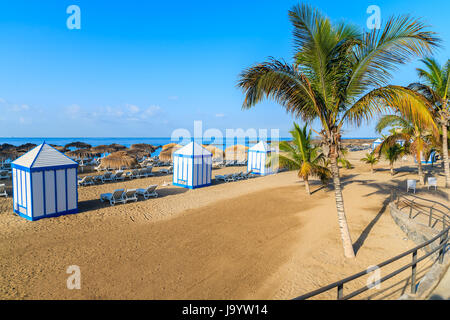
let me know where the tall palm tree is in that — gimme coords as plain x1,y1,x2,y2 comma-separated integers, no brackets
360,152,379,173
237,3,439,258
276,123,330,195
375,114,433,184
382,143,406,175
409,58,450,187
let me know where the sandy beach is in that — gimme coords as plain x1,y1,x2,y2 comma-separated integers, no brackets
0,150,448,300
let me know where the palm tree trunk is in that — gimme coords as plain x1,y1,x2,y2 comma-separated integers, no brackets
329,148,355,258
304,178,311,195
390,163,394,176
442,122,450,188
417,157,424,185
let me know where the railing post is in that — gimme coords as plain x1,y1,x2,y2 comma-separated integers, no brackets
429,208,433,227
411,250,417,294
409,206,412,219
438,230,448,264
337,284,343,300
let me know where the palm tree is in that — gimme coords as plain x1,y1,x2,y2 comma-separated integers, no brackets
237,3,439,258
381,143,406,175
375,114,433,184
360,152,379,173
276,123,330,195
409,58,450,187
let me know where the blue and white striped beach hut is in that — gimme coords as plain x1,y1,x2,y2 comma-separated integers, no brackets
172,142,212,189
247,141,274,176
415,150,437,165
11,143,78,221
372,138,383,150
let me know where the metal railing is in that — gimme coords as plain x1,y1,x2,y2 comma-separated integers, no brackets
294,189,449,300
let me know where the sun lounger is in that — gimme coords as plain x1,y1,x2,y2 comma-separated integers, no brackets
136,184,159,199
94,165,104,172
427,177,437,190
124,189,138,202
0,171,11,180
141,166,154,177
136,168,146,178
407,180,416,193
215,175,227,182
126,169,139,179
112,170,125,181
92,175,103,184
159,166,173,174
78,176,94,186
225,160,236,167
100,189,126,206
0,184,7,197
101,171,114,183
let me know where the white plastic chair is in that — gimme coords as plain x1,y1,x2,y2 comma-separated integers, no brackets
407,180,416,193
0,184,7,197
427,177,437,190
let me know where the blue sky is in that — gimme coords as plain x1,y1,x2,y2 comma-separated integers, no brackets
0,0,449,138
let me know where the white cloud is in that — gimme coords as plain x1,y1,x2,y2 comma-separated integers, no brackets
65,104,82,118
168,96,178,101
127,104,140,114
215,113,225,118
9,103,30,112
19,116,32,125
142,105,162,118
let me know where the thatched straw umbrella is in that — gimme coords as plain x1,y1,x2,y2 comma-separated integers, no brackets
0,148,18,162
90,145,114,155
224,144,248,161
65,149,94,159
108,143,127,151
100,151,138,169
65,141,92,150
203,145,224,160
17,143,37,152
131,143,159,154
0,143,15,151
159,143,182,162
50,144,67,152
126,148,150,159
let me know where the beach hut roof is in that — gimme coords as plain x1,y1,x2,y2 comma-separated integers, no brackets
12,143,78,169
174,142,211,156
374,138,383,143
249,141,271,152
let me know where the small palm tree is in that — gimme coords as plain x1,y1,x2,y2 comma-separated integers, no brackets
409,58,450,187
381,143,406,175
376,114,433,184
276,123,330,195
237,3,438,258
360,152,379,173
